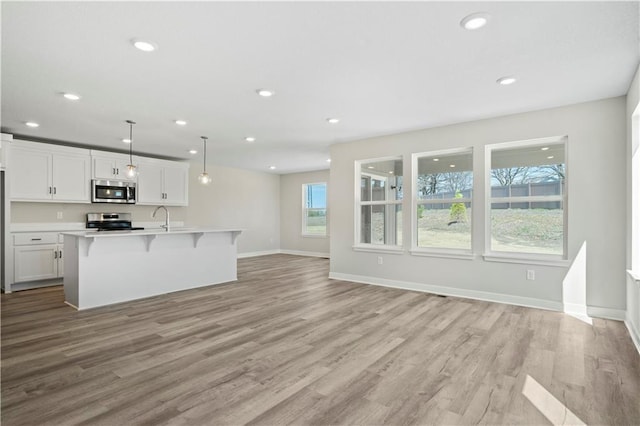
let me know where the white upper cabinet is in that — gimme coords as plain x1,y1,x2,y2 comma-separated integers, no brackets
10,140,91,203
137,158,189,206
91,150,137,181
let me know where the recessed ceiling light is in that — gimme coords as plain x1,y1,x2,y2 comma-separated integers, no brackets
460,13,490,30
257,89,275,97
132,39,157,52
541,147,550,151
174,120,187,126
63,93,80,101
433,158,440,162
327,158,332,163
449,164,456,168
245,137,256,142
269,165,277,170
326,118,340,124
367,166,375,169
122,138,132,144
189,149,198,154
388,171,394,174
25,121,39,128
497,76,517,85
547,155,554,159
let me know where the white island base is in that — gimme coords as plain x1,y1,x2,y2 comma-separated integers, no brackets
62,229,242,310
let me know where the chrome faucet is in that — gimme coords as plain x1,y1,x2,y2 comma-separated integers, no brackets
152,205,170,231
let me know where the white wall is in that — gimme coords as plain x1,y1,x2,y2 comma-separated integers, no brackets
330,97,627,317
280,170,330,257
626,64,640,352
186,162,280,255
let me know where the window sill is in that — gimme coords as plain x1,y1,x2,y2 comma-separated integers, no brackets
627,270,640,282
352,245,404,255
410,249,475,260
302,234,328,239
483,253,569,267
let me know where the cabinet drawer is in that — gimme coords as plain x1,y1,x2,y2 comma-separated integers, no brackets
13,233,58,245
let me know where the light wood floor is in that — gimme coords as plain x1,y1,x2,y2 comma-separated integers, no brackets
2,254,639,425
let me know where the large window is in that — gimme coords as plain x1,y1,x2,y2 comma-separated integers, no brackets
356,158,403,247
413,148,473,253
487,137,567,258
302,183,327,236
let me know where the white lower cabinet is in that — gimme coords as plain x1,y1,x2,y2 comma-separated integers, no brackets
13,233,64,283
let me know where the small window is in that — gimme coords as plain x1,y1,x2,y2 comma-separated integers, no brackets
487,137,567,258
356,157,403,247
414,149,473,252
302,183,327,236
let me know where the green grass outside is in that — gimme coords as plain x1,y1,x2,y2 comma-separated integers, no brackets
416,208,563,254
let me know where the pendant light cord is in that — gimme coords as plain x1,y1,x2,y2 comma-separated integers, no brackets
202,136,207,173
126,120,136,164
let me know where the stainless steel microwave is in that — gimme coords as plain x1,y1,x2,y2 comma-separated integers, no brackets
91,179,136,204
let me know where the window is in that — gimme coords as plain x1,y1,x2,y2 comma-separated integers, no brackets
487,137,567,258
413,148,473,253
302,183,327,236
356,157,403,247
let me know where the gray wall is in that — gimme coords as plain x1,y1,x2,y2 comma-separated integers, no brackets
280,170,330,256
186,162,280,255
329,96,627,314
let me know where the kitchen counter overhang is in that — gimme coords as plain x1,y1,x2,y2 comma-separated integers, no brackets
61,228,242,310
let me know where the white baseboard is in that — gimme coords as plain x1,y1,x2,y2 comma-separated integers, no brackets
328,272,631,324
586,306,626,321
625,319,640,355
563,302,588,317
279,249,329,258
237,249,280,259
328,272,563,312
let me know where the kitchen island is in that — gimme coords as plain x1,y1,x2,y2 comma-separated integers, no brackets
61,228,242,310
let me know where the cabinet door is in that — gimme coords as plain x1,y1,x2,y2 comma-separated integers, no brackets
163,165,189,206
93,157,116,180
14,245,59,282
52,153,91,202
137,162,165,204
9,147,52,200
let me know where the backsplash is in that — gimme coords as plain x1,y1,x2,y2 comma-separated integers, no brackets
10,202,187,224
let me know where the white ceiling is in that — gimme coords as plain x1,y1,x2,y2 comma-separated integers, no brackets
1,1,638,174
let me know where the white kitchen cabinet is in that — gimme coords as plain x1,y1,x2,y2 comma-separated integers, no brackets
13,233,64,283
91,150,137,181
137,158,189,206
10,140,91,202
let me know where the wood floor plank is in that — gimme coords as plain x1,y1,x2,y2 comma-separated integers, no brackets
2,254,639,425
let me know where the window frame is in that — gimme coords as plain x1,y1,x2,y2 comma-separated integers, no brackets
301,182,328,238
354,156,404,253
484,135,569,264
411,147,474,259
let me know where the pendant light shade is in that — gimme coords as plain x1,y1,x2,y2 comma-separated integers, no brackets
125,120,138,178
198,136,211,184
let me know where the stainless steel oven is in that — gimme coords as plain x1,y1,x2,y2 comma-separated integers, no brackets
91,180,136,204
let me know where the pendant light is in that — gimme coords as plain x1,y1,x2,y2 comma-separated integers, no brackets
198,136,211,184
125,120,138,178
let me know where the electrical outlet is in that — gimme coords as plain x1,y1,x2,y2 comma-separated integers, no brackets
526,270,535,280
56,211,63,219
377,256,383,265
